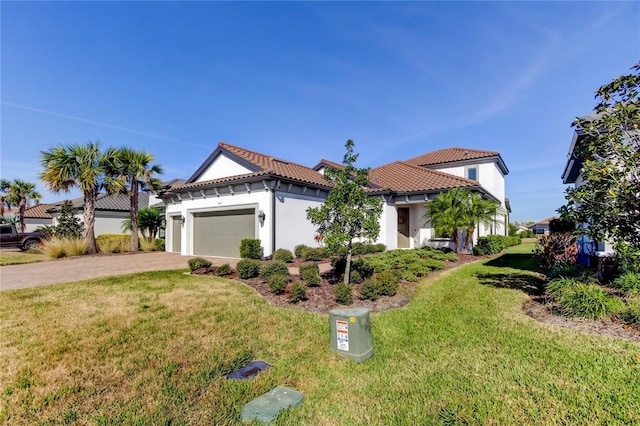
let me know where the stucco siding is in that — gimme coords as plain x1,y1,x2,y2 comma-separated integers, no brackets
274,192,324,255
197,153,253,182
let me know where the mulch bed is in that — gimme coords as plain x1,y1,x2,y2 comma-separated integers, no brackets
192,254,640,342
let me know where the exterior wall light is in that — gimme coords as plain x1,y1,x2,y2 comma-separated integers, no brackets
258,210,266,223
180,215,186,225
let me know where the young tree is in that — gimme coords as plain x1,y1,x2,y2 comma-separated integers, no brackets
53,200,84,239
40,141,119,254
423,187,470,253
0,179,42,232
565,62,640,250
113,148,163,252
306,140,383,285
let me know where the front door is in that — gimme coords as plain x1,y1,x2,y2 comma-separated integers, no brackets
397,207,410,248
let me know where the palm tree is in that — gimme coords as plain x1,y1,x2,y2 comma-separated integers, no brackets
462,193,499,252
423,187,470,253
40,141,119,254
115,148,163,252
0,179,42,232
121,207,165,240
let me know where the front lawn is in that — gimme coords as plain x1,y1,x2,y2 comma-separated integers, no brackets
1,249,639,424
0,250,48,266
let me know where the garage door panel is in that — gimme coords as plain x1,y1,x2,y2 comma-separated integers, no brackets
193,209,255,257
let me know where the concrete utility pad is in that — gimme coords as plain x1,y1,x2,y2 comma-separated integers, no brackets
241,386,304,423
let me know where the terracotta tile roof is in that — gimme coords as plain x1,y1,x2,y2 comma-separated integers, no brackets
24,203,58,219
405,147,500,167
178,142,332,190
368,161,479,193
312,158,344,171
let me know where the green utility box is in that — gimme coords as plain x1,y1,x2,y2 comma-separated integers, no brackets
329,308,373,362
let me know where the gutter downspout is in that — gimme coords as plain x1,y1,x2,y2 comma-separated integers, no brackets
271,188,276,257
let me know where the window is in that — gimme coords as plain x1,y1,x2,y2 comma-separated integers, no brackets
466,166,478,181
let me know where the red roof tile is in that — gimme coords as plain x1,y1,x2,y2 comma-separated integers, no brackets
24,203,58,219
405,147,500,167
368,161,479,193
312,158,344,171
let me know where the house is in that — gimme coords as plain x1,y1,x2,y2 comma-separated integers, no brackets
528,217,556,236
160,142,510,258
22,203,59,232
47,193,153,236
561,115,615,265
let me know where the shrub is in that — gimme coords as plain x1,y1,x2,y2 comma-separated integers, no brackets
350,270,363,284
545,277,578,301
154,238,165,251
301,247,327,261
289,282,307,302
611,272,640,293
334,283,352,305
549,262,582,279
239,239,262,259
188,257,212,271
40,237,66,259
520,230,535,238
96,234,130,253
359,279,379,300
63,237,89,257
216,263,232,276
259,261,290,280
556,282,625,319
534,232,578,271
299,263,321,287
294,244,308,258
621,298,640,328
236,259,260,279
267,274,288,295
616,243,640,274
373,271,399,296
139,237,161,252
272,248,293,263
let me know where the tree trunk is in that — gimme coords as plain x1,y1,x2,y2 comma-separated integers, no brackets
463,226,474,253
84,192,98,254
130,183,139,252
343,241,353,286
18,199,26,233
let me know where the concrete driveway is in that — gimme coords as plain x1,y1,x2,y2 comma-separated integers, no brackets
0,252,237,291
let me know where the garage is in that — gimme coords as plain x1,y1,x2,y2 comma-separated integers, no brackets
193,209,256,258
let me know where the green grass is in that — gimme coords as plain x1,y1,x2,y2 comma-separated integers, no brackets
1,246,639,425
0,250,48,266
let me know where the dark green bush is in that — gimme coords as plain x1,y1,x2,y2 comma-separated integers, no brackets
267,274,288,295
273,248,293,263
301,247,327,261
616,243,640,274
520,230,535,238
239,239,262,259
289,282,307,302
611,272,640,293
299,263,321,287
259,261,290,280
350,270,363,284
473,235,518,256
373,271,399,296
294,244,308,258
215,263,232,276
359,279,379,300
236,259,260,279
334,283,352,305
188,257,212,271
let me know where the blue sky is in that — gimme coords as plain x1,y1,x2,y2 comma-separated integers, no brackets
1,1,638,222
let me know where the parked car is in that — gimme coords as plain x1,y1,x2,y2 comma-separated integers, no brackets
0,224,49,250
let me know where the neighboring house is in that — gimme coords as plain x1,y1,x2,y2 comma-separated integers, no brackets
528,217,556,236
22,203,59,232
160,142,510,258
562,118,615,265
48,193,152,236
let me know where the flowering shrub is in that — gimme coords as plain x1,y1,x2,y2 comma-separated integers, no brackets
534,232,578,271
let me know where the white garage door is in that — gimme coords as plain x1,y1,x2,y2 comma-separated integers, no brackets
193,209,256,257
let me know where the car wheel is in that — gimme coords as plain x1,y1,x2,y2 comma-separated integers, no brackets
22,239,39,250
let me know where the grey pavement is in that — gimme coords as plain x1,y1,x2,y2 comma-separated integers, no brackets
0,251,228,291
